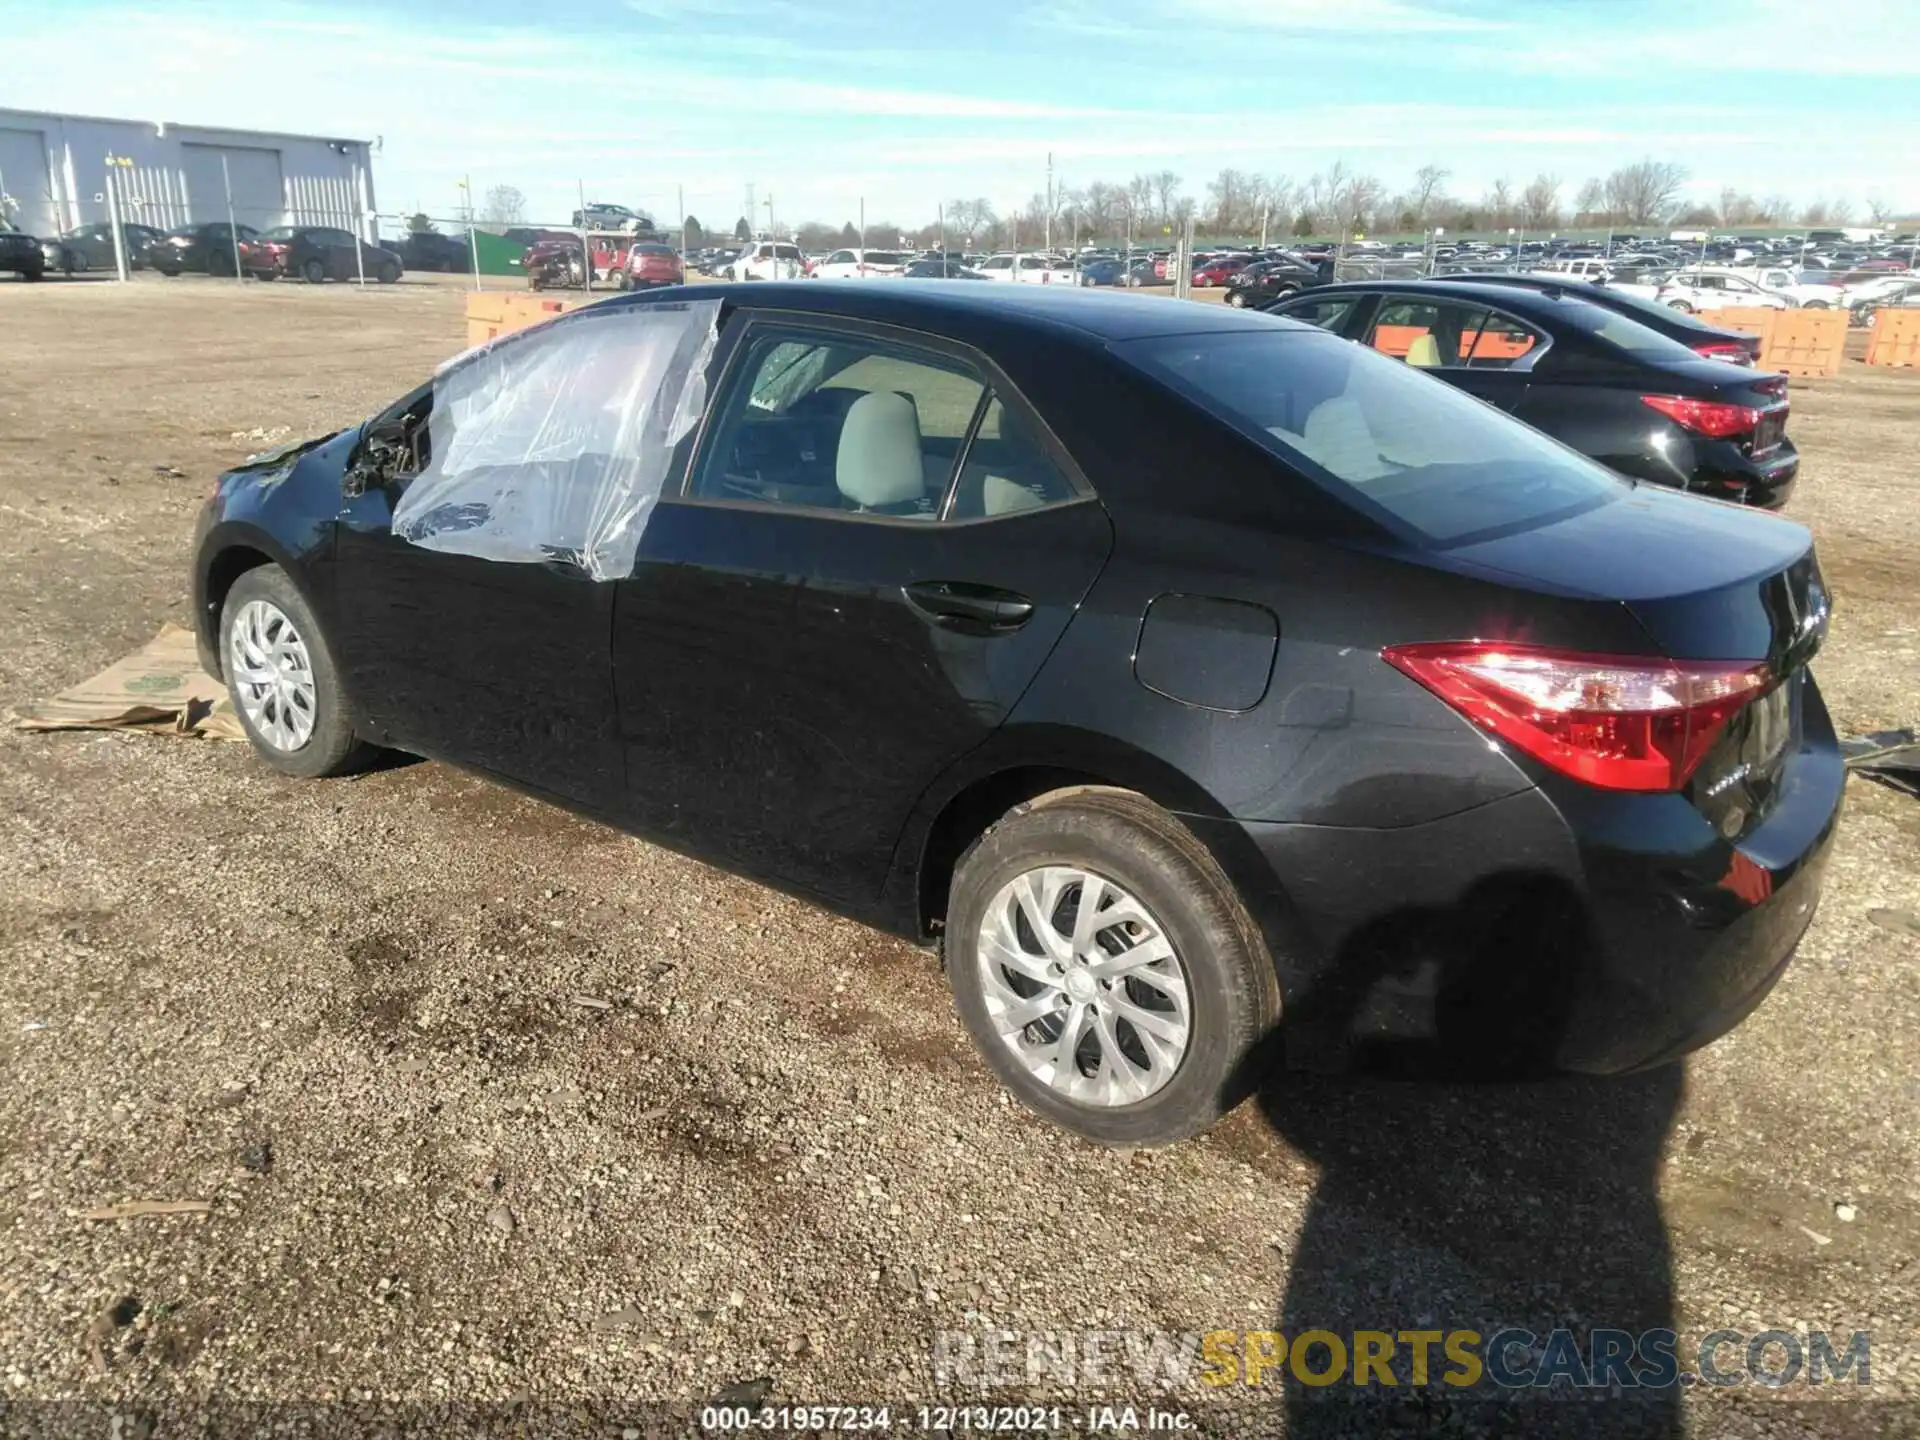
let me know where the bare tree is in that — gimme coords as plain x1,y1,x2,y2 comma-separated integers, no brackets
479,184,525,233
947,197,997,245
1574,177,1607,224
1758,194,1795,224
1126,174,1156,231
1205,169,1257,235
1484,176,1514,228
1520,174,1561,230
1410,163,1450,226
1829,197,1854,224
1603,159,1687,226
1864,191,1896,226
1149,170,1182,229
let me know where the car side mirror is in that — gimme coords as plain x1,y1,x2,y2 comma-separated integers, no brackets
344,417,410,497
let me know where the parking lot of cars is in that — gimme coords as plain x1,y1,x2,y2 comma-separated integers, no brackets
0,275,1915,1422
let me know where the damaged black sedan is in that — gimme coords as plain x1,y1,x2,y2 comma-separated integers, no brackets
191,283,1842,1145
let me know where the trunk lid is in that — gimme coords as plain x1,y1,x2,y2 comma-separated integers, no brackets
1445,484,1828,835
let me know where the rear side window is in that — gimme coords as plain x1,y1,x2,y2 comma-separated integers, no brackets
948,397,1077,519
1120,330,1623,546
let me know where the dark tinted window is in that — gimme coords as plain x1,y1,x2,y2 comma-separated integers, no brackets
1120,330,1623,546
1273,295,1358,332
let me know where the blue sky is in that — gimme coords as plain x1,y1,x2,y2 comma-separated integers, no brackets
6,0,1916,231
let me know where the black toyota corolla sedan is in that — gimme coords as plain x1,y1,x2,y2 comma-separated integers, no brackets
190,283,1842,1145
1269,279,1799,508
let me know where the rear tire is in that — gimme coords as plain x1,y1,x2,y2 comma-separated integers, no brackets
220,565,376,780
376,260,400,284
944,787,1280,1146
209,250,235,278
302,258,327,284
1667,299,1694,312
1225,290,1246,307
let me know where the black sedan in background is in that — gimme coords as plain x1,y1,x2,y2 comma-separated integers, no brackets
153,222,258,276
191,283,1838,1146
1270,279,1798,508
1225,256,1326,307
1460,272,1763,364
43,221,166,273
903,256,988,278
392,229,470,272
245,227,403,284
0,229,45,280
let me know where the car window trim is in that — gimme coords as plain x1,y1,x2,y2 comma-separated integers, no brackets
667,308,1097,524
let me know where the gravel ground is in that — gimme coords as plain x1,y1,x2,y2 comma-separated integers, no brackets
0,273,1915,1438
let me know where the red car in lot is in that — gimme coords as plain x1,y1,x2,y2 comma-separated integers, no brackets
1191,256,1251,287
615,243,685,290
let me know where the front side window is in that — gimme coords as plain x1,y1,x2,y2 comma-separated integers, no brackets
1121,329,1623,547
1273,295,1359,333
689,326,987,519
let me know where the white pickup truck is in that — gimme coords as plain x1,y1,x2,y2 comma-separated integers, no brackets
975,253,1078,285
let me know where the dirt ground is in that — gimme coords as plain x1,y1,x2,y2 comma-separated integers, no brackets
0,272,1915,1437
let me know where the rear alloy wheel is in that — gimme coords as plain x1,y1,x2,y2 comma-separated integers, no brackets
302,258,327,284
220,565,374,779
1225,290,1247,307
946,787,1279,1146
1667,299,1694,312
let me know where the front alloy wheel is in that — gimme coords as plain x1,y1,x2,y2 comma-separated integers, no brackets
228,599,317,752
977,866,1192,1106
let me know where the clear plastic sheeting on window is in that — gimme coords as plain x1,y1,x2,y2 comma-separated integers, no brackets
390,299,721,580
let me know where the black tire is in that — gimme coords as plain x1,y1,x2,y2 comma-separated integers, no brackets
219,565,376,780
376,260,400,284
19,266,43,282
254,270,277,282
209,250,235,278
944,786,1280,1146
1666,299,1693,312
158,266,180,277
1225,290,1246,307
301,258,327,285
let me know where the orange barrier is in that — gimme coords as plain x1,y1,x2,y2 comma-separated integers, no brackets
464,291,583,349
1865,308,1920,368
1692,307,1846,378
1758,308,1848,378
1698,306,1778,349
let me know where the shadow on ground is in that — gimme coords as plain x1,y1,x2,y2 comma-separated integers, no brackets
1239,874,1684,1437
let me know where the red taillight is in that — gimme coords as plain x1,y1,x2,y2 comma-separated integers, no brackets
1691,341,1755,366
1382,642,1772,792
1640,393,1760,438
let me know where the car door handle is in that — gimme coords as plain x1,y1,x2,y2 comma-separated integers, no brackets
903,581,1034,633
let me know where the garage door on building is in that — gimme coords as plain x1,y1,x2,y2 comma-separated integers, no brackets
181,143,284,232
0,127,58,235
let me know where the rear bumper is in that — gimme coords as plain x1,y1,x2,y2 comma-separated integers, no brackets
1693,438,1799,509
1201,679,1845,1075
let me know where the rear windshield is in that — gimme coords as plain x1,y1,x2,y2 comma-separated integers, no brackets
1119,328,1624,546
1555,298,1704,361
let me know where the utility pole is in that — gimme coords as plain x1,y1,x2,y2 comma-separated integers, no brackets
1259,204,1269,250
461,176,480,291
1044,152,1054,252
745,183,756,238
220,155,243,282
678,182,686,255
104,155,132,282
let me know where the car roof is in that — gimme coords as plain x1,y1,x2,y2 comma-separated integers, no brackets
1299,277,1625,320
606,278,1294,343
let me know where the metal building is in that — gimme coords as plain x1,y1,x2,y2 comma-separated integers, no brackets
0,108,376,239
